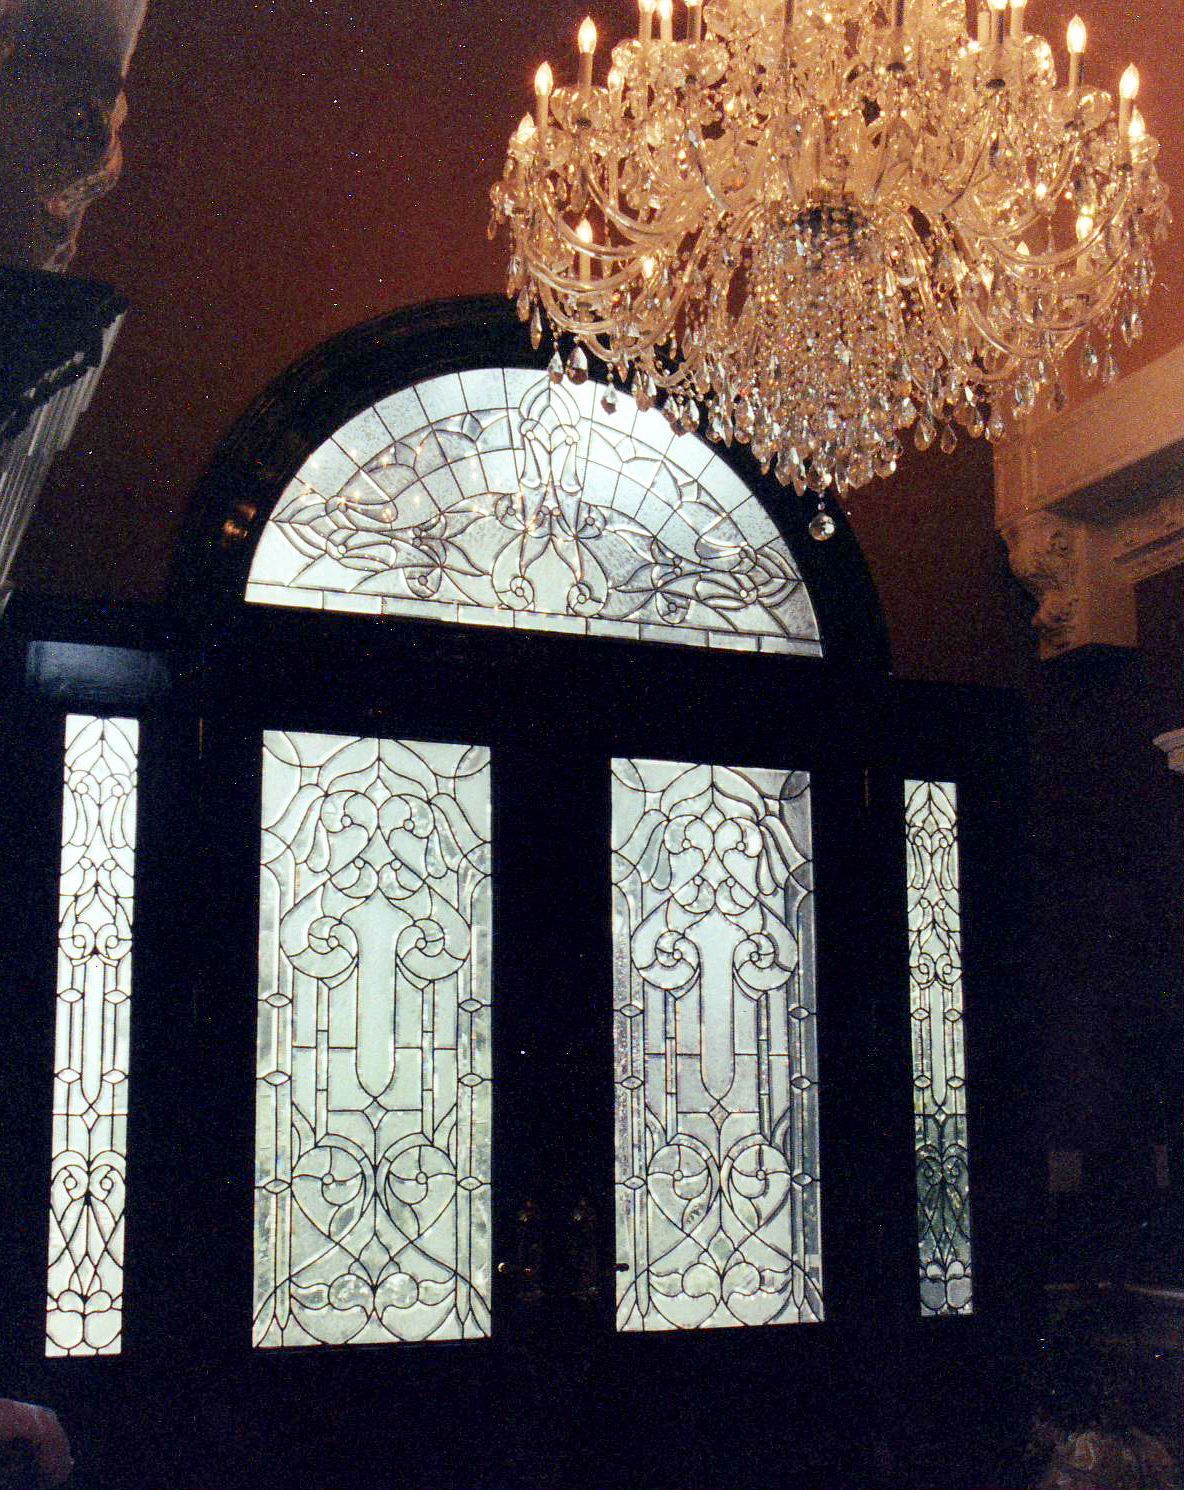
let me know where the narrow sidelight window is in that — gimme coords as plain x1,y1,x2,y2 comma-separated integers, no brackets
905,779,973,1317
47,716,139,1357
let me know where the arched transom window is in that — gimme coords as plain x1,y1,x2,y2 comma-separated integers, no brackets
245,368,822,657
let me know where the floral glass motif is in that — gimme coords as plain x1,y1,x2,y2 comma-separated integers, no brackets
245,369,821,656
905,779,973,1317
253,730,492,1348
612,758,823,1332
47,715,138,1357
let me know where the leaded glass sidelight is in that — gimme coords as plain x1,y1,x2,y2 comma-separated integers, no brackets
905,779,973,1317
246,369,822,656
612,758,823,1331
47,715,139,1357
253,730,492,1348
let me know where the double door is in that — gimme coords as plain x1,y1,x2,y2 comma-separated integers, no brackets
0,614,1033,1489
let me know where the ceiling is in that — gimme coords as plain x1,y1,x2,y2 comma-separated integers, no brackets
14,0,1184,685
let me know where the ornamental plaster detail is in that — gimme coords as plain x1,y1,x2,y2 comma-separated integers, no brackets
0,0,147,270
998,514,1082,658
994,342,1184,657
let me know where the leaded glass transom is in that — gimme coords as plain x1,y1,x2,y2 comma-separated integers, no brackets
253,730,492,1348
612,758,823,1331
246,370,821,656
905,779,973,1317
47,715,138,1357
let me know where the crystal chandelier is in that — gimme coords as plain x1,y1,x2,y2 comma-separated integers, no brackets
490,0,1169,498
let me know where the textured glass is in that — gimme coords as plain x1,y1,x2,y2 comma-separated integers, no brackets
254,730,492,1348
246,369,821,657
46,715,139,1357
905,779,973,1317
612,758,822,1331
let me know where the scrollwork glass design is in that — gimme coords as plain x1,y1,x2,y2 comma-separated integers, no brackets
46,715,138,1357
246,369,821,656
905,779,973,1317
253,730,492,1348
612,757,822,1331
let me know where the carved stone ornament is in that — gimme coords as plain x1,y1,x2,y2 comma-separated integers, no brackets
0,0,145,270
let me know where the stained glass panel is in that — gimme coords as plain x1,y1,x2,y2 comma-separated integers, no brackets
253,730,492,1347
47,715,138,1357
612,758,823,1331
246,369,821,656
905,779,973,1317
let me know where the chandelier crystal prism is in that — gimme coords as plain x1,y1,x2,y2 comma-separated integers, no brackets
490,0,1168,496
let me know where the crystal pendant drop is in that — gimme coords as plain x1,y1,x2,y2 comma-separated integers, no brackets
548,351,565,384
1050,382,1068,413
566,345,589,384
1101,352,1120,385
516,287,531,322
530,305,543,350
1080,341,1100,381
939,424,957,455
987,409,1007,443
914,417,936,452
808,505,837,542
601,386,618,413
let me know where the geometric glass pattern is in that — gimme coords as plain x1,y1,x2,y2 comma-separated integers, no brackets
253,730,491,1347
612,758,823,1331
905,779,973,1317
46,715,139,1357
246,369,821,657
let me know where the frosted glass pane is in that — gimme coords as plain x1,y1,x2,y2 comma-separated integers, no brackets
246,370,822,658
253,731,492,1347
612,758,823,1331
905,780,973,1317
46,715,139,1357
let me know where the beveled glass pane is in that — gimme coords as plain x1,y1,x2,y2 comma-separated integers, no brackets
246,369,821,657
905,779,973,1317
612,758,823,1331
47,715,139,1357
253,730,492,1347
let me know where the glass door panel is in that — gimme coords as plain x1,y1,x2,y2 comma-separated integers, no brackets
611,757,822,1332
253,729,493,1347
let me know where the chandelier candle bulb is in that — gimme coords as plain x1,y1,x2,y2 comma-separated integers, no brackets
1118,63,1139,141
534,61,553,133
986,0,1007,71
1008,0,1026,43
1066,16,1086,95
578,17,597,93
491,0,1167,498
